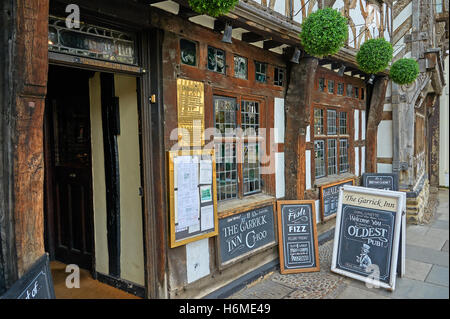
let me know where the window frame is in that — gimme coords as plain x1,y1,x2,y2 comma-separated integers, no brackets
213,93,265,201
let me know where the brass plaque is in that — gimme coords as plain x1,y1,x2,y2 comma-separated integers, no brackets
177,79,205,146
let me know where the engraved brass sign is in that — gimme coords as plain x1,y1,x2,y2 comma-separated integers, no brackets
177,79,204,146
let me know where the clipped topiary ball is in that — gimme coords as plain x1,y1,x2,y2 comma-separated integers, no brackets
188,0,239,17
389,58,419,85
356,38,393,74
299,8,348,58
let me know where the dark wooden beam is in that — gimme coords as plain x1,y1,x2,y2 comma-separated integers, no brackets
178,5,200,19
263,40,283,50
241,32,266,43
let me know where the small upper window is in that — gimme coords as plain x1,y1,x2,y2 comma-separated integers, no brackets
319,78,325,92
354,87,359,99
207,46,225,74
274,67,285,86
328,80,335,94
361,88,365,100
255,61,267,83
337,83,344,95
180,39,197,66
234,55,247,79
346,84,353,97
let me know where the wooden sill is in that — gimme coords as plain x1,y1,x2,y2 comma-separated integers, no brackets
314,172,357,188
217,193,276,219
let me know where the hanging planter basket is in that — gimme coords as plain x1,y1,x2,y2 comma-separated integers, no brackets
389,58,420,85
356,38,393,74
299,8,348,58
188,0,239,17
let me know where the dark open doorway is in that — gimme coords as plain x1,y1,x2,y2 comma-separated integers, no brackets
44,65,95,272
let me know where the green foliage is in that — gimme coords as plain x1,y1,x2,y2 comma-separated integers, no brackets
188,0,239,17
356,38,393,74
299,8,348,58
389,58,419,85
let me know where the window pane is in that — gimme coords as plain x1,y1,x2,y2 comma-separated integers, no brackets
337,83,344,95
328,139,337,175
339,139,349,173
234,55,247,79
255,61,267,83
328,80,335,94
339,112,347,135
319,78,325,92
180,39,196,66
207,46,225,74
274,67,285,86
215,142,237,201
214,96,236,136
315,140,326,178
243,143,261,195
354,87,359,98
327,110,337,135
346,84,353,97
314,109,324,135
361,88,365,100
241,100,259,136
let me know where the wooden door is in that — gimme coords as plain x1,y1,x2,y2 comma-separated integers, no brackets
45,66,94,270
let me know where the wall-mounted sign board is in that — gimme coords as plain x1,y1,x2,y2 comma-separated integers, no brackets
277,200,320,274
361,173,405,277
217,203,277,269
177,78,205,147
168,149,218,248
362,173,399,191
331,185,405,291
320,178,355,221
0,254,55,299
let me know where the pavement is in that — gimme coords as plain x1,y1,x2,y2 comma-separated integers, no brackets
229,188,449,299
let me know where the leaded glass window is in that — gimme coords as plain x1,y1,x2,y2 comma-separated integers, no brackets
314,108,324,135
234,55,247,79
328,139,337,175
315,140,326,178
274,67,285,86
339,139,349,173
180,39,196,66
208,46,225,74
327,110,337,135
255,61,267,83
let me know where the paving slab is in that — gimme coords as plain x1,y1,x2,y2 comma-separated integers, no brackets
404,259,433,281
391,277,449,299
406,225,430,237
429,220,450,231
406,244,449,267
406,231,448,250
336,285,388,299
425,265,449,287
228,277,293,299
436,213,449,222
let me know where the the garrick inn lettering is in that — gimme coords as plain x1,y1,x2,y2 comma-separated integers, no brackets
223,212,268,254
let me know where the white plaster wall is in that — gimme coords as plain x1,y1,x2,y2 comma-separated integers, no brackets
273,0,286,16
354,109,359,141
355,146,360,176
306,125,310,143
315,200,320,224
393,2,412,30
305,150,311,190
274,98,285,144
377,163,393,173
439,56,449,186
361,110,366,140
377,120,393,158
275,152,285,198
361,146,366,175
186,238,210,284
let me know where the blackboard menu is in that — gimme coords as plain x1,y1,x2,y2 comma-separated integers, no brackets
277,200,319,274
218,204,276,267
0,254,55,299
331,186,403,290
362,173,399,191
320,178,354,221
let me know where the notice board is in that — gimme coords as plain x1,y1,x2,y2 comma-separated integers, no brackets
0,254,55,299
277,200,320,274
320,178,355,221
362,173,399,191
331,185,404,290
168,149,218,248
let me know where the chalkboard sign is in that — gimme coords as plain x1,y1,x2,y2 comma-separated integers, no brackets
361,173,405,277
320,178,355,221
217,204,277,268
0,254,55,299
277,200,320,274
331,185,404,291
362,173,399,191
